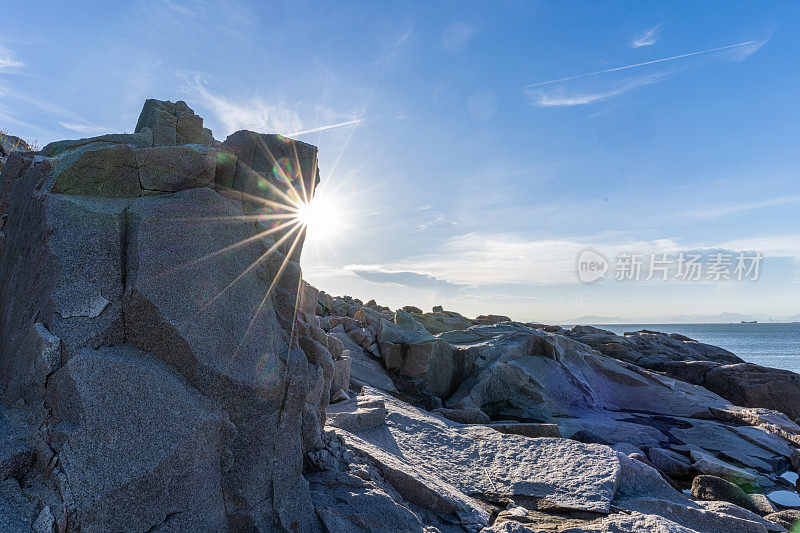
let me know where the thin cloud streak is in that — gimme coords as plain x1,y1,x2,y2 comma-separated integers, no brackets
288,119,362,137
529,75,661,107
631,26,661,48
526,40,756,88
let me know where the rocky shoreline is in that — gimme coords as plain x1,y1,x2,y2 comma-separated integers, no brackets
1,100,798,532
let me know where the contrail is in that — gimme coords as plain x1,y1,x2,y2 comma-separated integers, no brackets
287,118,362,137
525,40,755,88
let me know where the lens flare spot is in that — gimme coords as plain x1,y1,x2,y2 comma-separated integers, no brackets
256,205,281,229
272,157,296,185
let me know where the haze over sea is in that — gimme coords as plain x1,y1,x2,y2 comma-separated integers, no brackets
597,323,800,374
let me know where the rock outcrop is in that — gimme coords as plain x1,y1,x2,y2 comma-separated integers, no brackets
567,326,800,420
0,100,333,531
306,291,800,532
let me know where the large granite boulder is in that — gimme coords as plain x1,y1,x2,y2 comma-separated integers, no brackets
412,310,476,335
376,310,457,398
328,388,781,533
442,323,731,422
703,363,800,421
0,99,331,531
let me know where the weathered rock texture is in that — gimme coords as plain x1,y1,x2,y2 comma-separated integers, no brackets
306,291,800,532
0,100,333,532
567,326,800,420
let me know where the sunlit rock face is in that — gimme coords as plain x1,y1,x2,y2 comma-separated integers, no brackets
0,99,332,531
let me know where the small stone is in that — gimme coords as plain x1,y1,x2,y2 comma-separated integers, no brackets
749,493,777,516
629,452,654,468
764,510,800,529
691,475,761,515
570,430,610,445
32,506,55,533
611,443,644,457
475,314,512,325
330,389,349,404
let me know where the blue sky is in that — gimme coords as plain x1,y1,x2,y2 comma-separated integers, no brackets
2,1,800,321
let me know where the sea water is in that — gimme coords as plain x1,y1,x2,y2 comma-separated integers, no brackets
594,323,800,374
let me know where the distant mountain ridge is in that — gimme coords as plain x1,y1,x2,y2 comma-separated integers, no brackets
559,312,800,325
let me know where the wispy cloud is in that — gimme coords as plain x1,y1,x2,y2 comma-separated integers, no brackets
526,40,759,88
529,75,662,107
59,121,109,136
719,234,800,260
727,37,770,62
346,266,465,296
182,73,301,136
0,82,101,141
347,234,669,286
0,47,24,71
183,74,364,140
631,25,661,48
352,232,796,288
680,194,800,220
158,0,201,17
442,22,477,53
415,210,449,231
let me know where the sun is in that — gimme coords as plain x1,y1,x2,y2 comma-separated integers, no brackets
295,194,337,240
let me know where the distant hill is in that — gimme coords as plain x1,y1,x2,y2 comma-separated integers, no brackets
559,312,800,325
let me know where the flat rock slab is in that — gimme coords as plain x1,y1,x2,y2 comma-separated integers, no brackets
579,510,763,533
558,415,668,448
333,388,620,515
690,450,758,483
698,501,786,532
671,419,786,472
